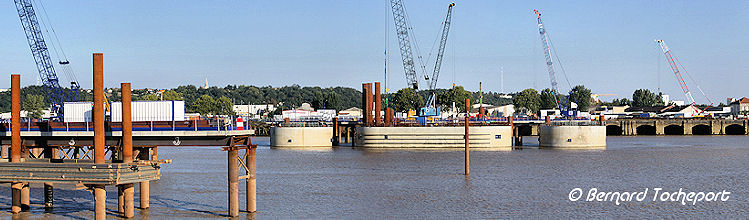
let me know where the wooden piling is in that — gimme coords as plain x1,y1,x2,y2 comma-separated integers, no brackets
362,83,369,126
344,127,350,143
21,182,29,211
140,147,152,209
228,148,239,217
10,74,22,214
375,82,381,126
94,185,106,220
93,53,107,220
246,146,257,213
44,147,57,211
121,83,135,218
333,117,339,146
366,83,373,126
465,98,470,176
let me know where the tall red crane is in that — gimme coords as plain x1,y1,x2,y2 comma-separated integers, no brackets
656,39,713,113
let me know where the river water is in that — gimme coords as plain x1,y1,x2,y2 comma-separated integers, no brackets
1,136,748,219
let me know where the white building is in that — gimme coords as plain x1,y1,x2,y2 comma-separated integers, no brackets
233,104,276,117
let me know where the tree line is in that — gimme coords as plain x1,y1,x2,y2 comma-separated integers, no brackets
3,84,713,118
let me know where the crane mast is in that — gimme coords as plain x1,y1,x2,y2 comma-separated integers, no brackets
534,9,565,111
655,40,695,106
390,0,420,90
655,39,713,113
14,0,80,116
427,3,454,90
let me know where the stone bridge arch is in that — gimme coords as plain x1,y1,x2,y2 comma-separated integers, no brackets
636,125,656,135
606,125,622,136
663,124,684,135
691,124,712,135
725,124,745,135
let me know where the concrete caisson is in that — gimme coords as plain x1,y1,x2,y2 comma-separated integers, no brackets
270,127,334,147
538,126,606,148
355,126,512,148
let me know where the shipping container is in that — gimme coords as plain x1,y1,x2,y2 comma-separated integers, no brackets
63,102,94,122
110,100,185,122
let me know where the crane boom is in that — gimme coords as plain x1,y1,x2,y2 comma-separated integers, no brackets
14,0,79,117
427,3,454,90
655,39,713,113
655,40,695,106
390,0,420,90
534,9,565,111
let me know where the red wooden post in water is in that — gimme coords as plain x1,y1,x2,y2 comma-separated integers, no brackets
92,53,107,220
465,98,470,176
375,82,382,126
247,145,257,213
10,74,22,214
119,82,135,218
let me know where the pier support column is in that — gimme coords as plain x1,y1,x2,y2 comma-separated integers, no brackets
332,118,339,146
21,182,29,211
375,82,381,126
10,74,22,214
93,53,107,220
344,127,349,143
94,185,106,220
464,99,470,176
139,149,150,209
228,148,239,217
120,83,135,218
362,83,369,126
246,146,257,213
366,83,373,126
44,147,58,211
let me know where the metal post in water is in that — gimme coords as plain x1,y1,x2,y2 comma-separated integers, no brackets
228,148,239,217
366,83,373,126
93,53,107,220
139,149,150,209
361,83,368,126
10,74,22,214
375,82,382,126
465,98,470,176
247,146,257,213
44,147,57,211
333,117,339,146
121,83,135,218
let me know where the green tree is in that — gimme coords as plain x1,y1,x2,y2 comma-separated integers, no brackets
162,90,184,100
22,94,46,119
513,88,541,114
540,88,557,109
215,96,235,115
392,88,423,112
140,94,159,101
569,85,592,111
193,94,216,115
632,89,658,107
437,86,472,112
655,92,666,105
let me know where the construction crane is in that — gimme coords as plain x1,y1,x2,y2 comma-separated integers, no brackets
426,2,454,91
655,39,713,113
534,9,569,115
14,0,80,117
389,0,420,90
389,1,454,116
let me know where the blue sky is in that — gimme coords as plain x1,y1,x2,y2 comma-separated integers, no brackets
0,0,747,104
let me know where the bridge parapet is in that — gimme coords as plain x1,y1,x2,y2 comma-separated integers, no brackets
605,118,748,136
